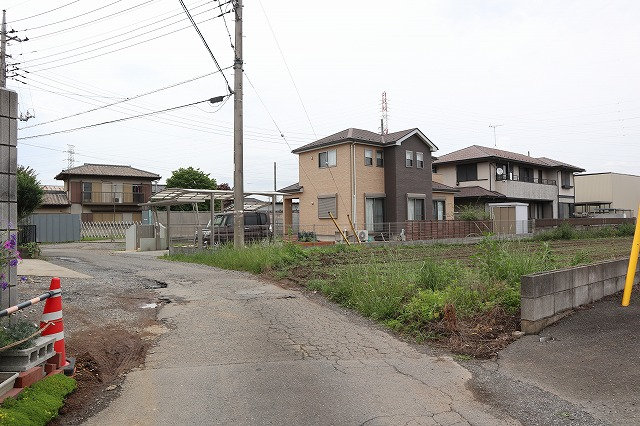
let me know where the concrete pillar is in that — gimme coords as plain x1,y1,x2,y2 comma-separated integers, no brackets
283,197,293,237
0,88,18,310
166,206,171,250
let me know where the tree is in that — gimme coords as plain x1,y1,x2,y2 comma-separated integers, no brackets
165,167,217,211
17,166,44,221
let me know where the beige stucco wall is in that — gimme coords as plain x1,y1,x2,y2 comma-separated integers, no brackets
576,173,640,212
437,162,493,190
297,143,385,235
432,191,455,220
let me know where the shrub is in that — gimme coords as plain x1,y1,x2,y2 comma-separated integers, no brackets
456,205,490,221
0,321,39,350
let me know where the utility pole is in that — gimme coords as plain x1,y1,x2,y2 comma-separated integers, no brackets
1,10,6,88
272,162,276,238
489,124,503,147
233,0,244,248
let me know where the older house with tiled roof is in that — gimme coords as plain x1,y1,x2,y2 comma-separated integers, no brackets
54,164,160,222
283,127,442,237
432,145,585,219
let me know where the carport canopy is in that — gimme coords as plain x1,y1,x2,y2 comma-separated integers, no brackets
139,188,289,249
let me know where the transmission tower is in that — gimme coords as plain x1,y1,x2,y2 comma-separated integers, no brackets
66,144,75,169
380,91,389,135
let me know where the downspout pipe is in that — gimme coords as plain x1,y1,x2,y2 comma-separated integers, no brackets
351,142,357,229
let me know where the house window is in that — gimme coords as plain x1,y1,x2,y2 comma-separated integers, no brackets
416,152,424,169
365,197,385,232
82,182,92,202
432,164,438,174
407,197,425,220
376,150,384,167
133,184,144,203
520,167,533,183
318,195,337,219
318,149,337,168
433,200,445,221
405,150,413,167
561,171,572,188
364,149,373,166
456,163,477,182
496,163,509,180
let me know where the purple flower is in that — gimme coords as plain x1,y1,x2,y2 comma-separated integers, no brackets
9,259,18,267
0,282,7,290
20,276,27,282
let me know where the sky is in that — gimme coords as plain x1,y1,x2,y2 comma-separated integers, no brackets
4,0,640,190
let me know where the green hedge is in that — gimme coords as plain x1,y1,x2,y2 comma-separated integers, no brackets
0,374,77,425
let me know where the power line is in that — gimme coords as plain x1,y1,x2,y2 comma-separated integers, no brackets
178,0,232,94
20,0,126,31
22,12,231,72
218,0,234,53
20,67,232,129
21,0,156,39
18,96,228,140
18,1,230,66
243,70,321,197
257,0,316,138
20,74,310,144
14,0,212,57
8,0,80,23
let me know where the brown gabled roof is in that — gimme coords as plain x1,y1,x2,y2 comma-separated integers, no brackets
432,182,459,193
433,145,584,172
291,127,437,154
41,185,70,206
454,186,506,199
55,163,161,180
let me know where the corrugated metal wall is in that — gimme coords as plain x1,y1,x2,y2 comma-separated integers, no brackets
27,214,81,243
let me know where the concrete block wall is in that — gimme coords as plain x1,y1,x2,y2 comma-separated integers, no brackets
521,258,640,334
0,88,18,310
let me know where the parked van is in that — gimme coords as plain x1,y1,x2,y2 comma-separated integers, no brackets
198,211,270,245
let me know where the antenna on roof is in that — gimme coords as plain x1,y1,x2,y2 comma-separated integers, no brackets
65,144,75,169
489,124,503,147
380,91,389,135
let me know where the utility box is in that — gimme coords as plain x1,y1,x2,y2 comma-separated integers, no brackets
489,202,529,235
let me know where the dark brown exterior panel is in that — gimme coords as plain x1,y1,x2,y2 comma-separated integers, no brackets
383,134,434,222
70,181,82,203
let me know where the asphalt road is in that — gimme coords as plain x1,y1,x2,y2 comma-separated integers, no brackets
50,246,515,426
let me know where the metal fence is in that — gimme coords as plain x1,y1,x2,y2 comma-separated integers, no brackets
81,221,141,239
17,224,36,245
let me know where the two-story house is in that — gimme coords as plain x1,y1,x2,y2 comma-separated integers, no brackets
282,128,438,237
54,164,160,222
432,145,585,219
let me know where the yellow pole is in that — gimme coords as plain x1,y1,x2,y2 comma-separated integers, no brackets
328,212,350,245
347,214,361,243
622,204,640,306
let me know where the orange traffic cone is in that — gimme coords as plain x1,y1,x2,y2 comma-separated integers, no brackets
40,277,68,367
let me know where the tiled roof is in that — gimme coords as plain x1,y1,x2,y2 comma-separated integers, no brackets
55,163,160,180
41,185,70,206
291,128,437,153
279,182,303,193
432,182,458,193
433,145,584,172
454,186,506,199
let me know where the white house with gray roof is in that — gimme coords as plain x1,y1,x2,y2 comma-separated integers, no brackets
432,145,585,219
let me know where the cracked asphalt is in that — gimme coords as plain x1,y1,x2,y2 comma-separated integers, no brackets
56,245,515,426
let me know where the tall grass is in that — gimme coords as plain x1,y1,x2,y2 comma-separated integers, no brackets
533,222,635,241
164,242,307,274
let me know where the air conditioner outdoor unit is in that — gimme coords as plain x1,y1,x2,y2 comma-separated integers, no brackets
357,229,368,242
